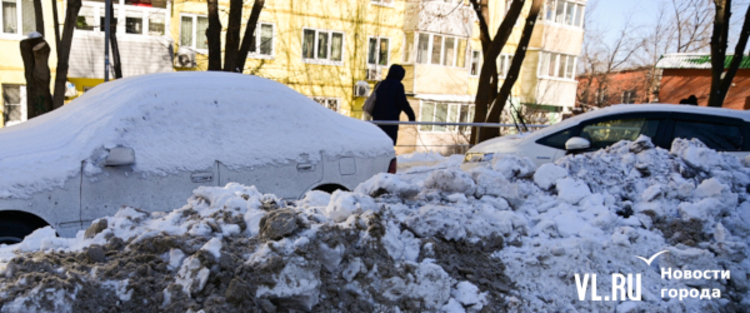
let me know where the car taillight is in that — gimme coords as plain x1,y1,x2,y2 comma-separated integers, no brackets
388,158,397,174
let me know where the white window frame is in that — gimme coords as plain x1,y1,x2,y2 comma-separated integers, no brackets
2,84,27,126
179,13,208,53
74,1,168,37
370,0,394,8
250,22,275,59
418,101,475,134
538,50,576,81
469,50,482,77
542,0,584,29
301,27,345,66
367,35,390,67
402,32,414,64
416,32,470,69
498,54,513,78
312,97,341,112
0,0,34,40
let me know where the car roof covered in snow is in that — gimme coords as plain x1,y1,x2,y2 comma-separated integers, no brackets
0,72,393,198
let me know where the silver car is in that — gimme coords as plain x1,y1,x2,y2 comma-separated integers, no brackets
0,72,395,243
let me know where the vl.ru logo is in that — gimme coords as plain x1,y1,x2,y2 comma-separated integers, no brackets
574,250,668,301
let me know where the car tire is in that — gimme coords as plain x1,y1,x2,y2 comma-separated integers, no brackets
0,219,37,245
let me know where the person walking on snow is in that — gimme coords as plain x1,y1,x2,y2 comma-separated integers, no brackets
371,64,416,145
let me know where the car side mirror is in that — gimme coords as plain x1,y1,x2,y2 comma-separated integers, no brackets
105,147,135,166
565,137,590,150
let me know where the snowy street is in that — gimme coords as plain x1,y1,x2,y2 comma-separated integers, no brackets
1,135,749,312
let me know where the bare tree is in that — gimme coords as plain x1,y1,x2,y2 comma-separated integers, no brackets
108,4,123,79
467,0,528,144
671,0,714,53
205,0,265,72
709,0,750,107
51,0,82,109
481,0,543,142
577,6,642,109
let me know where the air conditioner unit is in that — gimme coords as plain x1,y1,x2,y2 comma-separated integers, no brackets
365,67,381,81
174,46,196,68
354,81,370,98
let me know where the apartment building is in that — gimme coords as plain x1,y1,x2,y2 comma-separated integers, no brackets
1,0,585,150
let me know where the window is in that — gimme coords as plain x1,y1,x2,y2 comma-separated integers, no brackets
368,37,389,66
456,39,467,68
543,0,584,27
2,84,26,126
621,90,637,104
312,97,340,112
419,102,474,133
498,54,512,78
581,118,660,150
539,51,576,79
303,28,343,64
673,121,743,151
180,15,208,50
148,11,165,36
76,6,96,30
403,33,414,63
470,50,481,76
537,127,576,149
78,3,166,36
249,23,274,57
416,33,469,68
417,33,430,64
431,35,442,65
2,0,35,36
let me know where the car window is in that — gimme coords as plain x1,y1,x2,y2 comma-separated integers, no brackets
673,121,742,151
580,118,660,150
537,128,576,150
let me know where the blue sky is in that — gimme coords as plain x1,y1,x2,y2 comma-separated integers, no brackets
587,0,750,51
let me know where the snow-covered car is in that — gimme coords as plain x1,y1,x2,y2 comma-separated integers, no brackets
0,72,395,243
464,104,750,167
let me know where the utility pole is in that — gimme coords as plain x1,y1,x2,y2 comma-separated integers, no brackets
104,0,111,81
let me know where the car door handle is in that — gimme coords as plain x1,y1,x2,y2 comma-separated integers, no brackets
191,172,213,183
297,163,314,172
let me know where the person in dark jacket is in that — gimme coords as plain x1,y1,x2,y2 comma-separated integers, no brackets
371,64,416,145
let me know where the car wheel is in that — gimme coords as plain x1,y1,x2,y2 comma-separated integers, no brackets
0,219,37,245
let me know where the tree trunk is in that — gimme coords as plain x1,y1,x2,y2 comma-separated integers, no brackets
223,0,243,72
33,0,44,36
236,0,265,72
51,0,61,47
20,37,53,119
206,0,222,71
52,0,81,109
709,0,730,107
109,4,123,79
713,2,750,107
480,0,543,142
469,0,526,144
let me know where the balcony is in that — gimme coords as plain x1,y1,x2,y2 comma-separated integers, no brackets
69,0,173,79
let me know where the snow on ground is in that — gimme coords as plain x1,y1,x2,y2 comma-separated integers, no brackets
1,136,749,312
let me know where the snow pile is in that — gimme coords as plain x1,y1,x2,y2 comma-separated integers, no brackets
2,135,750,312
397,151,447,163
0,72,392,198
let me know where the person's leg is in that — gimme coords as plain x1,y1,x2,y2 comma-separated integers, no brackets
378,125,398,145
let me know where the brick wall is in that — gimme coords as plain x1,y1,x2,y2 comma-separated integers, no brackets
659,69,750,110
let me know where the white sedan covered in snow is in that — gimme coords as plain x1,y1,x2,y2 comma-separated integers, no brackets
0,72,395,242
465,104,750,167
